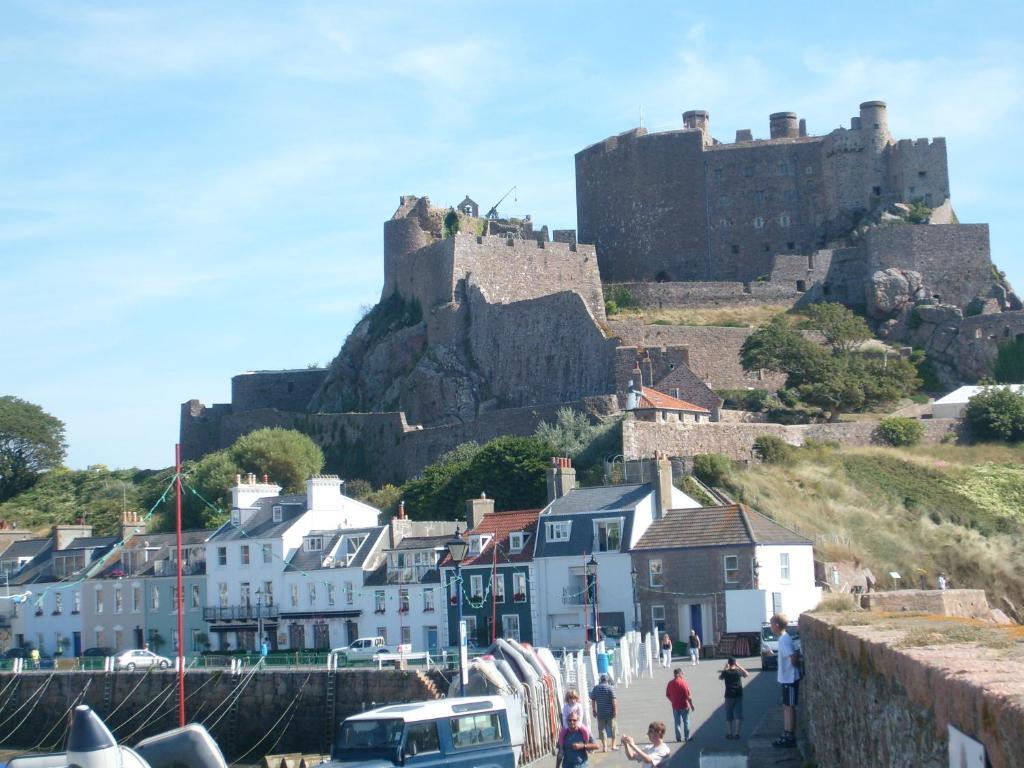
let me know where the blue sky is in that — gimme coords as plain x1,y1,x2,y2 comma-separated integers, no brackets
3,1,1022,471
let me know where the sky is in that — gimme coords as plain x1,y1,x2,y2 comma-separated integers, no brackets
2,1,1023,471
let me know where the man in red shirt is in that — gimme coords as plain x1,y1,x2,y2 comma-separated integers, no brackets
665,668,695,743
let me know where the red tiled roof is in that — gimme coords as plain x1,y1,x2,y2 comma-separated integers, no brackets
439,509,540,567
636,386,709,413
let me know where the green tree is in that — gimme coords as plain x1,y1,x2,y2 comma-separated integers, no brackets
230,428,324,493
964,387,1024,442
800,303,872,354
535,408,601,459
876,417,925,447
993,336,1024,383
0,396,68,502
752,435,795,464
692,453,732,488
740,317,824,382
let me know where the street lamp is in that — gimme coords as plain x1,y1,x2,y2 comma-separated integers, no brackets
630,565,639,631
446,527,469,697
255,589,264,653
587,554,599,643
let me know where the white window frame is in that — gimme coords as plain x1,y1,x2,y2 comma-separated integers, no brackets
780,552,791,582
513,572,527,602
423,587,435,612
217,547,227,566
470,574,484,599
374,590,385,613
218,582,229,608
593,518,623,552
191,584,201,609
649,558,664,588
493,574,505,603
327,583,336,606
502,614,521,642
308,582,317,605
262,543,272,564
508,532,527,552
272,505,283,523
151,586,160,611
546,521,571,542
344,581,354,605
304,536,324,552
240,545,250,565
651,605,666,631
724,555,739,584
291,584,299,607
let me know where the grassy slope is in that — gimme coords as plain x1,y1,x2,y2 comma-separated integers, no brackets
727,443,1024,617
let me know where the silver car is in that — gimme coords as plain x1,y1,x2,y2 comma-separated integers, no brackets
116,649,172,671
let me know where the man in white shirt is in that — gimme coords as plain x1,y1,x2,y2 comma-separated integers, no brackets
770,613,800,749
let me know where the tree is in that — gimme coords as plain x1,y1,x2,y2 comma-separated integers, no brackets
0,396,67,502
993,337,1024,383
964,387,1024,442
692,453,732,488
230,428,324,493
535,408,602,459
800,303,872,354
740,317,824,382
876,417,925,447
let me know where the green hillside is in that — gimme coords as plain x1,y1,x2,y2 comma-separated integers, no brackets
723,443,1024,618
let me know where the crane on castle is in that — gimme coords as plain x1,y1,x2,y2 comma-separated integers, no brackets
485,185,517,219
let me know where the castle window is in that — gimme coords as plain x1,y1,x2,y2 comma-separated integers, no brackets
788,241,796,251
714,168,723,180
873,186,882,196
778,162,792,176
805,166,814,175
796,280,806,293
730,244,740,255
754,190,766,203
918,171,927,178
779,214,791,227
743,166,753,178
763,242,771,252
753,217,765,229
718,195,730,207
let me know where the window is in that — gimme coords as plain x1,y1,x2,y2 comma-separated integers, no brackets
262,543,272,564
718,194,730,207
54,592,63,615
72,592,80,614
404,722,440,756
743,165,753,177
291,584,299,607
132,586,142,612
344,581,354,605
191,629,202,653
918,170,927,178
399,589,410,613
151,586,160,610
778,213,791,227
240,582,251,606
546,521,571,542
805,165,814,176
272,505,283,522
470,574,484,599
754,190,766,203
377,627,388,642
375,590,385,613
344,535,367,565
304,536,323,552
451,713,503,748
423,587,435,612
513,572,527,602
231,509,240,525
468,535,490,555
724,555,739,583
508,532,527,553
649,559,664,587
327,583,336,606
171,586,179,612
218,583,228,608
730,244,740,255
191,584,201,609
400,625,411,645
713,167,723,180
263,582,274,606
753,216,765,229
780,553,791,582
502,614,521,641
595,520,622,552
217,547,227,566
651,605,666,631
493,575,505,603
95,589,104,614
172,629,179,654
308,583,317,605
240,545,250,565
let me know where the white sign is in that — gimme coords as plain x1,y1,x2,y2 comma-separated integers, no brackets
948,724,985,768
459,620,469,686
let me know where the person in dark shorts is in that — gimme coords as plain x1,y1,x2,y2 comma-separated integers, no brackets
590,673,618,751
559,713,599,768
770,613,801,748
718,657,749,739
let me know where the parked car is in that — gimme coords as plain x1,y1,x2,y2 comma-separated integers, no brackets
116,649,172,671
760,623,800,671
331,636,393,663
82,646,117,658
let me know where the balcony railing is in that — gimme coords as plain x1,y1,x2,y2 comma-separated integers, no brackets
386,565,436,584
203,604,280,622
562,587,596,606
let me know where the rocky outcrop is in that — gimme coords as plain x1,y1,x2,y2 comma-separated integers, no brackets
867,268,928,318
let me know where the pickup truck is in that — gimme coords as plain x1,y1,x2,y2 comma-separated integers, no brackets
331,636,394,663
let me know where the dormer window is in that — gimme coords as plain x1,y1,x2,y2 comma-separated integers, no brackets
508,532,529,553
546,521,571,542
231,509,240,525
272,505,282,523
468,535,491,555
304,536,324,552
344,535,367,566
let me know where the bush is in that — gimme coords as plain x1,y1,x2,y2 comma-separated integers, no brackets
692,453,732,488
753,435,795,464
876,417,925,447
964,386,1024,442
993,336,1024,383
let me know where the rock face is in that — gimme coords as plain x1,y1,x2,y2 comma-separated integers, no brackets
868,268,927,318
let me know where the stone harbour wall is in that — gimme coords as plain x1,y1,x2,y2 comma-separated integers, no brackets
0,668,444,760
800,613,1024,768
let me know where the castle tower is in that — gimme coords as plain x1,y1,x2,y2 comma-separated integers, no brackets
859,100,889,144
769,112,799,139
682,110,710,144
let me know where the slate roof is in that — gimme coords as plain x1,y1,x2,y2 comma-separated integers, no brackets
635,386,709,413
9,536,119,585
0,538,51,562
439,509,540,567
633,504,811,550
207,496,308,541
534,484,653,559
391,535,452,551
104,530,212,577
283,527,385,572
64,536,119,550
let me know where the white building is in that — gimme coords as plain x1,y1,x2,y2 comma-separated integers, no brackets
932,384,1024,419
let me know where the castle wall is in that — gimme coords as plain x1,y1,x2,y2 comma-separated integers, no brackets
889,137,950,208
608,320,788,391
865,224,992,309
622,417,958,461
231,369,328,412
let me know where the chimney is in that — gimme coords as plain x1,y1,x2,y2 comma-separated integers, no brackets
52,523,93,551
398,500,406,519
546,457,577,504
641,355,654,391
466,493,494,530
231,474,282,526
121,509,145,544
633,363,644,387
305,475,343,513
653,452,674,520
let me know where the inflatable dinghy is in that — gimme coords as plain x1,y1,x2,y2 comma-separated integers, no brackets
8,706,227,768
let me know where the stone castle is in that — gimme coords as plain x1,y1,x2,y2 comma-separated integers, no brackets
181,100,1021,484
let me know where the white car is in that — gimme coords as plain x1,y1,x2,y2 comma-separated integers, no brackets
331,636,394,663
116,649,172,671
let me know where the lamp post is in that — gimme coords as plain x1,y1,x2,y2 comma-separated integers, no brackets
630,565,639,631
446,527,469,697
255,589,264,653
587,554,600,643
752,559,761,590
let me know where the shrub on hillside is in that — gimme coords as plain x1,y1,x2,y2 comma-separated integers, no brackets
753,435,795,464
964,387,1024,443
692,453,732,488
876,416,925,447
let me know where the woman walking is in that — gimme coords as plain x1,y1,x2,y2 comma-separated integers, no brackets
659,634,672,668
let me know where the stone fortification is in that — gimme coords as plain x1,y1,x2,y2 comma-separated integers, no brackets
801,612,1024,767
622,417,958,462
231,368,328,412
577,101,950,284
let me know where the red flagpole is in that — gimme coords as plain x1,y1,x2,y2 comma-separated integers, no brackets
176,444,186,726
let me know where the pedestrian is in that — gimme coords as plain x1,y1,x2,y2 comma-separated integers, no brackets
769,613,801,749
688,630,702,666
659,633,672,668
30,647,40,670
558,712,599,768
937,573,947,590
621,721,671,766
664,667,695,743
260,639,269,657
562,688,583,728
719,657,749,739
589,673,618,751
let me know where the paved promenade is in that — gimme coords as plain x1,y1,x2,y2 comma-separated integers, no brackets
542,655,801,768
